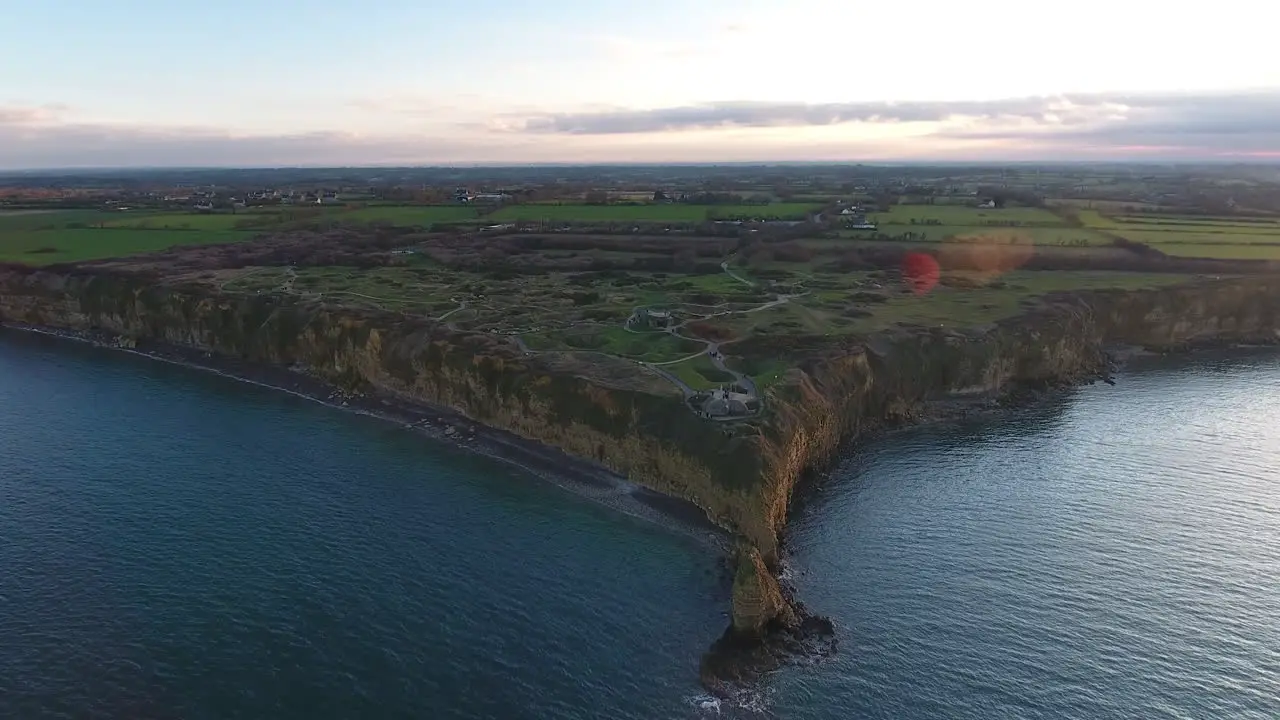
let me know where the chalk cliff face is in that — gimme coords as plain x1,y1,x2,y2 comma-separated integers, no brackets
2,268,1278,641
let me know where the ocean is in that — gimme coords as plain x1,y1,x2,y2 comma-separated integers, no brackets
1,329,1277,718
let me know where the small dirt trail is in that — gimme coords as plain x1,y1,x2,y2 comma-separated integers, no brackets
720,256,755,288
279,265,298,293
506,255,794,417
437,300,468,330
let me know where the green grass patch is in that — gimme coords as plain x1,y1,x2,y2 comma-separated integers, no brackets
330,205,481,226
842,271,1196,332
1151,243,1280,260
872,205,1064,226
490,203,820,223
522,325,700,363
0,209,120,231
0,228,254,265
100,213,253,231
667,353,733,390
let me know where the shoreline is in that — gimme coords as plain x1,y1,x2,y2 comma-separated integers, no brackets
0,322,731,553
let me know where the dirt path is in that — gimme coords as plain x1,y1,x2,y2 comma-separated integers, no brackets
507,254,799,417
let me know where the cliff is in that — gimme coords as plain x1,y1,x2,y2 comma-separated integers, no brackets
1,267,1278,655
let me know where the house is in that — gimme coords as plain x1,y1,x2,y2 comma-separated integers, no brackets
626,307,674,329
470,193,512,205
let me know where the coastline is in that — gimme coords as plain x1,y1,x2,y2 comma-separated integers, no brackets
4,271,1279,700
0,322,731,553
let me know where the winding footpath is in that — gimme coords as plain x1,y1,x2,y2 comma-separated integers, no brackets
502,255,802,417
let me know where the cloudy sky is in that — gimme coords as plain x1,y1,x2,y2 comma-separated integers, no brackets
4,0,1280,168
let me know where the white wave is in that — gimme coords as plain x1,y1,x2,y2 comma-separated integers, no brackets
687,694,722,715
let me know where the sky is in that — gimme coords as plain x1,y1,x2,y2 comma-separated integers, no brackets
3,0,1280,168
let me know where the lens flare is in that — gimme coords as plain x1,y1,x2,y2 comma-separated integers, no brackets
902,252,941,295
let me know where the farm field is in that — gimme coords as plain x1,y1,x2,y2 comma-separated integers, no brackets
101,213,259,231
330,205,481,226
0,209,120,231
490,203,821,223
871,205,1065,226
1076,209,1280,259
851,225,1109,246
862,205,1112,247
0,228,253,264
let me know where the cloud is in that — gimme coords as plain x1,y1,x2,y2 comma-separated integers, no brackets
5,89,1280,168
0,118,504,169
0,104,70,125
511,90,1280,154
936,90,1280,155
513,96,1122,135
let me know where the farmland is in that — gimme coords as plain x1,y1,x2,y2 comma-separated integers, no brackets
832,204,1280,261
328,205,481,226
860,205,1113,247
0,211,255,264
490,203,821,223
1075,210,1280,260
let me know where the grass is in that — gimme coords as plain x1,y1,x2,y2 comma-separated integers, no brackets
101,213,254,231
837,271,1196,333
329,205,481,226
667,353,732,390
1151,244,1280,260
490,203,820,223
0,228,254,264
871,226,1110,246
0,209,119,231
521,325,699,363
872,205,1064,226
1073,209,1280,260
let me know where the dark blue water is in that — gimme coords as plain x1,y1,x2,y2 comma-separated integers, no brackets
2,331,1278,719
0,331,726,719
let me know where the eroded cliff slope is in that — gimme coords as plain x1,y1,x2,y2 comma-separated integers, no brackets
1,267,1277,643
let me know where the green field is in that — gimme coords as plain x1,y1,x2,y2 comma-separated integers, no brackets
101,213,258,231
1131,241,1280,260
854,225,1110,246
667,353,734,390
0,228,253,264
330,205,481,226
795,270,1196,334
872,205,1065,226
0,209,119,231
862,205,1110,246
490,203,820,223
1076,209,1280,259
0,209,260,264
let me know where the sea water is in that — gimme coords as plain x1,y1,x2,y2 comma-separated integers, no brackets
2,329,1278,719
